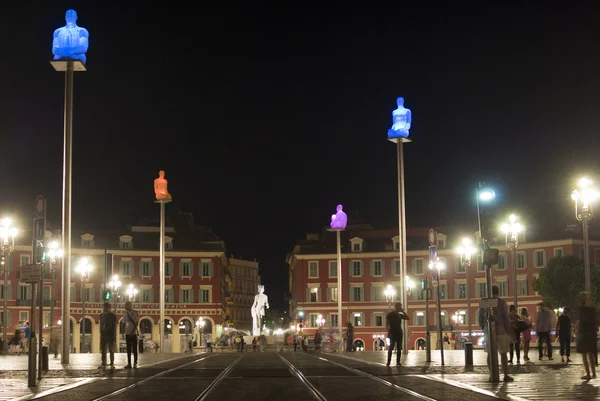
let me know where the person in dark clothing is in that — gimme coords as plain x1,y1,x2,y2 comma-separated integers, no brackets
346,323,354,352
99,302,117,368
576,292,597,380
386,302,410,366
556,307,572,363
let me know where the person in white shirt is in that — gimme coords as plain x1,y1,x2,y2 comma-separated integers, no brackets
123,301,139,368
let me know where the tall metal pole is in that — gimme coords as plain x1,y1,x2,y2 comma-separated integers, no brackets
583,214,591,294
396,140,408,354
50,263,55,331
336,230,343,352
28,282,37,387
38,264,44,379
435,270,444,366
159,200,166,353
425,286,431,362
61,60,74,364
512,244,518,308
2,255,7,353
466,259,472,342
81,278,86,353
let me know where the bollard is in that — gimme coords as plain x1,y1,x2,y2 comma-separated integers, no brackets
41,346,49,371
464,341,474,366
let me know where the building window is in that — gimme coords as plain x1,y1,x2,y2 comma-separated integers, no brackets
329,261,337,277
19,285,29,300
394,241,399,250
351,261,362,276
413,287,424,300
477,282,487,298
372,261,383,276
20,311,28,322
393,260,400,275
329,287,338,302
517,252,526,269
413,259,424,275
200,289,209,303
43,286,50,301
142,289,151,302
182,262,191,276
120,241,132,249
165,241,173,250
20,255,30,266
165,261,173,276
181,289,191,303
165,289,174,303
517,279,528,296
457,283,467,299
351,286,363,301
415,312,425,326
141,262,151,276
82,240,92,248
497,281,508,297
201,262,211,277
122,262,131,276
374,314,384,327
497,254,506,270
310,289,318,302
352,242,362,252
437,284,447,300
457,259,466,273
353,313,363,327
309,314,318,328
308,261,318,278
554,248,564,258
477,259,485,272
83,288,91,302
329,313,338,328
534,251,546,267
371,286,384,302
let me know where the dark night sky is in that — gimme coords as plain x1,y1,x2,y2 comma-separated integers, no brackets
1,2,600,310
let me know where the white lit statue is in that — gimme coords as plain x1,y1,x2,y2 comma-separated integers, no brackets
387,97,412,139
251,285,269,336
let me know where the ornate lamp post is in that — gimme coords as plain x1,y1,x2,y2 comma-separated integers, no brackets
76,258,92,353
457,237,476,342
196,318,205,346
501,214,523,309
126,284,138,302
0,218,17,353
384,284,396,310
47,242,63,329
430,257,445,366
572,177,598,294
108,275,121,311
316,314,326,328
405,276,414,297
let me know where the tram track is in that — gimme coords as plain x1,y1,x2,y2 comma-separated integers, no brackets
194,353,245,401
277,353,328,401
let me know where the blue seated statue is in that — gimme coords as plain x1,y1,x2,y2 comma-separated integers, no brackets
330,205,348,230
387,97,412,139
52,9,89,64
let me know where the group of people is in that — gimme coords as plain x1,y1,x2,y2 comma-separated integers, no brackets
99,301,139,369
479,285,598,382
7,322,31,355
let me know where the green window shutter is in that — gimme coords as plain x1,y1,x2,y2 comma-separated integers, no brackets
130,260,136,275
189,261,195,277
326,288,331,302
7,256,12,272
360,287,364,301
370,261,375,277
26,285,32,300
349,263,353,277
198,289,202,303
381,260,386,276
360,262,364,277
412,259,417,274
179,261,184,276
306,288,311,302
370,286,375,301
7,284,12,301
70,287,76,301
149,261,155,276
119,260,124,276
209,262,214,277
178,289,183,303
149,288,154,302
7,310,11,326
371,313,376,326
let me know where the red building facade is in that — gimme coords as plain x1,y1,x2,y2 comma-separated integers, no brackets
288,226,599,351
1,224,229,353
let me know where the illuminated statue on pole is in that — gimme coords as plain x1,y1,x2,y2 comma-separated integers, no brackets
251,285,269,336
154,170,172,201
52,9,89,64
387,97,411,139
330,204,347,230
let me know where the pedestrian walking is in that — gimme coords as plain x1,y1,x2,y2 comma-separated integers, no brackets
314,329,322,352
509,305,526,364
520,308,532,361
252,337,257,352
478,285,513,382
346,322,354,352
536,303,554,360
576,292,597,380
556,307,572,363
386,302,410,367
123,301,139,369
99,302,117,369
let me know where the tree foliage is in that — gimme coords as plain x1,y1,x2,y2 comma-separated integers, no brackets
532,256,600,313
263,309,282,330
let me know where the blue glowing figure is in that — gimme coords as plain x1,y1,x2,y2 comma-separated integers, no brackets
52,9,89,64
387,97,412,139
330,204,348,230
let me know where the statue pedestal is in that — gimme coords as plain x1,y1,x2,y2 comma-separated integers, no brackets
50,60,87,72
387,137,412,144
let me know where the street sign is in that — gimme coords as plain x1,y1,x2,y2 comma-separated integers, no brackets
20,264,43,283
33,218,46,242
429,245,437,262
479,298,498,308
431,279,439,287
428,229,436,246
35,195,46,218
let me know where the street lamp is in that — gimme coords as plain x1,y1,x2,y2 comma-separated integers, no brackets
0,218,17,353
126,284,138,302
316,314,326,328
572,177,598,294
384,284,396,310
405,276,414,297
475,183,499,382
452,311,464,326
108,275,122,311
501,214,523,309
429,257,445,366
457,237,476,342
77,258,92,353
196,318,205,347
47,242,63,328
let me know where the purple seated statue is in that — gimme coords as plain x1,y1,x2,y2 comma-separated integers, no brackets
330,204,348,230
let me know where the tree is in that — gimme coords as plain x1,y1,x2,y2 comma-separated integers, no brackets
532,256,600,314
263,309,282,331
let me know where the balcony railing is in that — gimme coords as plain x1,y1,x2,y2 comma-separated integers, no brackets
16,299,56,307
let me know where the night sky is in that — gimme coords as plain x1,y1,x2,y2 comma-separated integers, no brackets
2,2,600,310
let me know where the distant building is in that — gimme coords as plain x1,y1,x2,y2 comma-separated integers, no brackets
287,223,599,351
227,257,261,332
1,220,257,354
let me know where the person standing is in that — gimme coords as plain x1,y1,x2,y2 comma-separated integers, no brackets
520,308,532,361
556,307,572,363
123,301,139,369
576,292,597,380
346,322,354,352
536,303,554,361
386,302,410,367
508,305,524,364
99,302,117,369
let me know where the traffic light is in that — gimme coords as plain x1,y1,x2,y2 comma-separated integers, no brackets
34,245,48,264
483,248,500,266
104,289,112,301
421,278,427,290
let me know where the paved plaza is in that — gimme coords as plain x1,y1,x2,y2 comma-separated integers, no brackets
0,350,599,400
